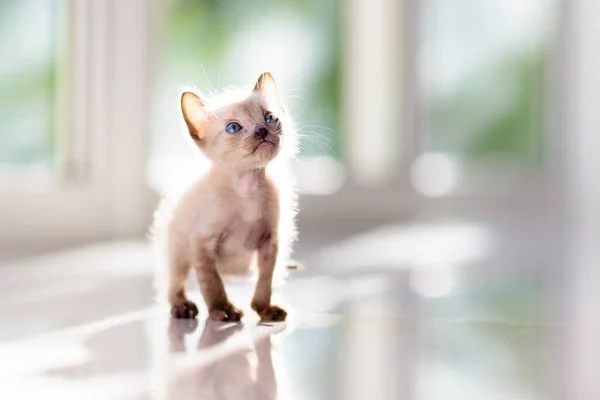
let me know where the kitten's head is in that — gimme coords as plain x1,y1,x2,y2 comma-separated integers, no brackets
181,72,296,169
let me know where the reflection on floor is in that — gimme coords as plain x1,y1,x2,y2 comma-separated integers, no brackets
0,219,570,399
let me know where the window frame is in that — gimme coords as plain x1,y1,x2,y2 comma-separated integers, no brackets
300,0,563,225
0,0,153,257
411,0,562,198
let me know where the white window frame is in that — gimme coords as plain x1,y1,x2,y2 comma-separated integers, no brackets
298,0,417,224
0,0,153,257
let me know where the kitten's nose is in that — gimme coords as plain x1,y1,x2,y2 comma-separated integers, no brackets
254,126,268,140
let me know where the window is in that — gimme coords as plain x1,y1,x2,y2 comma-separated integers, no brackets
416,0,558,194
0,0,61,179
0,1,153,256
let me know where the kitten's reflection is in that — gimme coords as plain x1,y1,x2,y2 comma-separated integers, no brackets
166,319,278,400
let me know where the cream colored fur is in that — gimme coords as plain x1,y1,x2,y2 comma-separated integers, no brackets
151,73,298,321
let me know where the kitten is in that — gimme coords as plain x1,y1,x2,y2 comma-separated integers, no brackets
152,72,298,322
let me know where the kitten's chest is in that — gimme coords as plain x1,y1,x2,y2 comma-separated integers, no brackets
228,173,273,226
220,195,268,252
235,195,263,223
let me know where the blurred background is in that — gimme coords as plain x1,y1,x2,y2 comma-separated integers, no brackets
0,0,564,252
1,0,600,399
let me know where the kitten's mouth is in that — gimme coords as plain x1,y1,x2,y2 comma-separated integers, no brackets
251,140,277,154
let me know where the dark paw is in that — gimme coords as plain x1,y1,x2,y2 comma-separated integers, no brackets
171,300,199,319
255,305,287,322
208,304,244,321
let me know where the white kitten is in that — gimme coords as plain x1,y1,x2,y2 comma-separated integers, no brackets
151,73,298,322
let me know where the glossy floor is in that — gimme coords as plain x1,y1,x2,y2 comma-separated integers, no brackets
0,217,589,399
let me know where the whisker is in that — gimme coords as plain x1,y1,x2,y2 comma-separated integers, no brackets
297,132,335,153
297,130,333,141
297,125,335,133
295,119,335,132
292,98,311,121
200,63,216,96
298,132,332,144
284,94,305,101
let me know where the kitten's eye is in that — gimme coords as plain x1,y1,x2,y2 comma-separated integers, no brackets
225,122,243,134
264,112,278,124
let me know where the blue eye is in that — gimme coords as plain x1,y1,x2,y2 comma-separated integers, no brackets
265,112,278,124
225,122,243,134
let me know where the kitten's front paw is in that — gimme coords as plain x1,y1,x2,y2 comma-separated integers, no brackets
171,300,199,319
253,304,287,322
209,304,244,321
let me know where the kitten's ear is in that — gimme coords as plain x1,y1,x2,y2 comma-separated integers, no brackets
254,72,282,109
181,92,206,140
